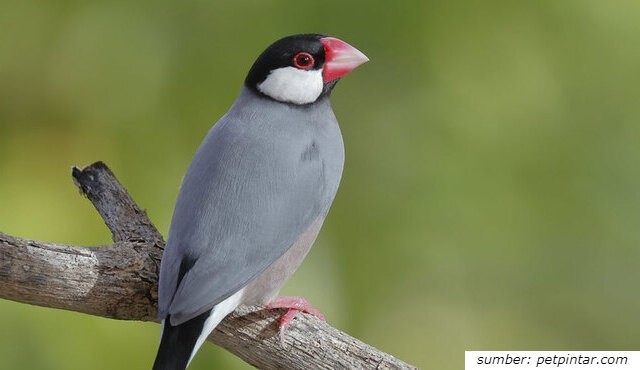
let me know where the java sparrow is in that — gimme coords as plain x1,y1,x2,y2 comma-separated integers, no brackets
152,34,368,370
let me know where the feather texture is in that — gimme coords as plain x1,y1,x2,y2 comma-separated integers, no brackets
157,87,344,326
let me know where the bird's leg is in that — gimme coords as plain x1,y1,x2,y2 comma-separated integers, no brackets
266,296,325,344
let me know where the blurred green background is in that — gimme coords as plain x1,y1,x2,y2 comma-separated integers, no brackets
2,0,640,369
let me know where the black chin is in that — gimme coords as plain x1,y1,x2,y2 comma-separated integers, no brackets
321,79,339,98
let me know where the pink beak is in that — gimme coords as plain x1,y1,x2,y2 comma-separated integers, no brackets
320,37,369,83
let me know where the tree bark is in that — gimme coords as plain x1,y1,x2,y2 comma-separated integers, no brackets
0,162,416,370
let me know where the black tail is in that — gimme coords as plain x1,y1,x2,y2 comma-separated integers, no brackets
152,311,211,370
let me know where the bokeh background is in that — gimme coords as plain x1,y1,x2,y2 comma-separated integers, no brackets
2,0,640,369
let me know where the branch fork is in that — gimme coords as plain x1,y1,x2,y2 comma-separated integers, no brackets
0,161,416,369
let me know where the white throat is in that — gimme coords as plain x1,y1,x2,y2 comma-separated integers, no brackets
257,67,323,105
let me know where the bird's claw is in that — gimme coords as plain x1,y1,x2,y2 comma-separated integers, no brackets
267,296,326,345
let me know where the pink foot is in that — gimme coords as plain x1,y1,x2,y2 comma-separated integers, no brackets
266,296,325,344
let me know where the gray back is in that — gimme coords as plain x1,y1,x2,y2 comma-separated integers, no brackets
158,88,344,325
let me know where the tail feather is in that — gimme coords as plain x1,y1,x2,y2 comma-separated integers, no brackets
152,289,246,370
152,311,211,370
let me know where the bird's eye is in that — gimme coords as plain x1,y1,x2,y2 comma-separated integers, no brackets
293,52,315,70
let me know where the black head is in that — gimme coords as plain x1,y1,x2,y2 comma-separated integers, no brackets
244,34,368,105
245,34,326,89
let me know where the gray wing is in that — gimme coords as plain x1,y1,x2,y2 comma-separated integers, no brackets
157,93,343,325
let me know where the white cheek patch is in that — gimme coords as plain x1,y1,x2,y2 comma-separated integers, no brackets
257,67,323,105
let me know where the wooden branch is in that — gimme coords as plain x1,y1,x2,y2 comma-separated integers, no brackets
0,162,416,370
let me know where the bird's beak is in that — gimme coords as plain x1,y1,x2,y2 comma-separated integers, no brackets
320,37,369,83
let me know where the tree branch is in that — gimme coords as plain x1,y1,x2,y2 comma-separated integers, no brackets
0,162,416,370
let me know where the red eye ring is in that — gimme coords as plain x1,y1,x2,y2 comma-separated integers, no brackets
293,52,315,70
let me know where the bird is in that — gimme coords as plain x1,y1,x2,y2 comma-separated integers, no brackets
152,33,368,370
